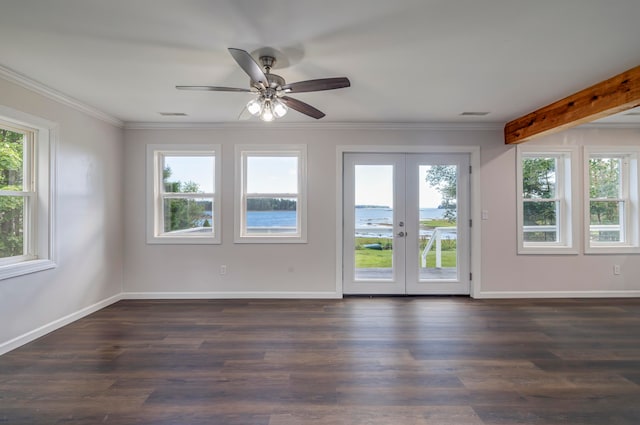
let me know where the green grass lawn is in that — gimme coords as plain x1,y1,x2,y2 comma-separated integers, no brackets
354,237,457,268
420,219,456,228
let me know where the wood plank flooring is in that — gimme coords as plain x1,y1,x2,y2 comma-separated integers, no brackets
1,297,640,424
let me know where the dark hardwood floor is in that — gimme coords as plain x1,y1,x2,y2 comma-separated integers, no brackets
1,297,640,424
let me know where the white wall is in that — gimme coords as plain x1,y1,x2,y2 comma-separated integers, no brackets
123,124,640,298
0,76,124,352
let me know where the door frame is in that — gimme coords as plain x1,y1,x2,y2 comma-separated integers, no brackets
336,145,482,298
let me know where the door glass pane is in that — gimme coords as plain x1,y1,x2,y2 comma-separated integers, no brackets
354,165,393,280
418,165,457,281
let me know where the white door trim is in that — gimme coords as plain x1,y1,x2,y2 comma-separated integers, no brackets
336,145,482,298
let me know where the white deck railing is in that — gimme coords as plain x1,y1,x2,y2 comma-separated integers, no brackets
421,227,457,268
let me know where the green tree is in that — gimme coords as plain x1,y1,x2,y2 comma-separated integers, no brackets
162,166,208,232
522,158,556,221
425,165,457,222
0,129,25,257
521,157,557,241
589,158,621,241
589,158,620,225
246,198,296,211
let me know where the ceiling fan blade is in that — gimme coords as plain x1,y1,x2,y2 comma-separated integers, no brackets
281,77,350,93
228,48,269,88
280,96,326,119
176,85,251,92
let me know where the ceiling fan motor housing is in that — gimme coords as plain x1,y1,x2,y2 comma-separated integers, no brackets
252,73,285,90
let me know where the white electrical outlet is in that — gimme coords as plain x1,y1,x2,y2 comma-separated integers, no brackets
613,264,621,275
220,265,227,275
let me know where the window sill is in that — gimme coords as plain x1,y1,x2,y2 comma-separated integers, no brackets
518,246,579,255
234,236,308,244
146,236,221,245
585,246,640,255
0,259,57,281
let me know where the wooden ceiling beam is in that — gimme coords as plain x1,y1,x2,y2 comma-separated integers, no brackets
504,65,640,144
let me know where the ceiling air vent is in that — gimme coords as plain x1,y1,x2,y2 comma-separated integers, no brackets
159,112,187,116
460,111,490,116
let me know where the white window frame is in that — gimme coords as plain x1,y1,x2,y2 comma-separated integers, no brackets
584,146,640,254
146,144,221,244
0,106,56,280
234,144,307,243
516,146,579,254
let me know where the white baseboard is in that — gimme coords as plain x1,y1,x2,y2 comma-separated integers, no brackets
475,290,640,299
4,289,635,356
122,291,342,300
0,293,123,356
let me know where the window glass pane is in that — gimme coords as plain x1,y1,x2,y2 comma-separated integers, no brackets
589,158,621,199
590,200,622,242
246,197,297,234
163,156,214,193
522,157,556,199
163,197,214,234
0,128,24,191
246,156,298,194
523,200,558,242
0,196,24,257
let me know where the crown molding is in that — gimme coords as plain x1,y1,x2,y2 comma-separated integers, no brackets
0,64,123,128
578,122,640,129
124,121,505,131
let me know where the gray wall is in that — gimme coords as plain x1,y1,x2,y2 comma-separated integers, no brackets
0,77,124,351
123,125,640,298
2,70,639,353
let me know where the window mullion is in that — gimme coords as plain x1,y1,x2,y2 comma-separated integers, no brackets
163,192,215,198
245,193,298,198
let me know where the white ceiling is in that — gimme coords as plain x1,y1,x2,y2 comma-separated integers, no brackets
1,0,639,126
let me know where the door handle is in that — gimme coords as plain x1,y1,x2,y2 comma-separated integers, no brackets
396,231,406,237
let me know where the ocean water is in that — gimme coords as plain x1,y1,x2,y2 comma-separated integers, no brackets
356,207,445,227
355,207,447,238
247,210,297,228
240,207,447,237
200,208,448,236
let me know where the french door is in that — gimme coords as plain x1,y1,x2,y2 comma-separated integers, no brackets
343,153,470,295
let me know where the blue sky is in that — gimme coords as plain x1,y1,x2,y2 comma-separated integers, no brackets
164,155,444,207
164,156,214,193
355,165,443,208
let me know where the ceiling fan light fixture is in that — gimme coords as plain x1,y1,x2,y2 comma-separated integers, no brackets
260,100,275,122
272,98,288,118
246,97,263,116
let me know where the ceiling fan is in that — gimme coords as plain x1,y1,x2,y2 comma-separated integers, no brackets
177,48,351,121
